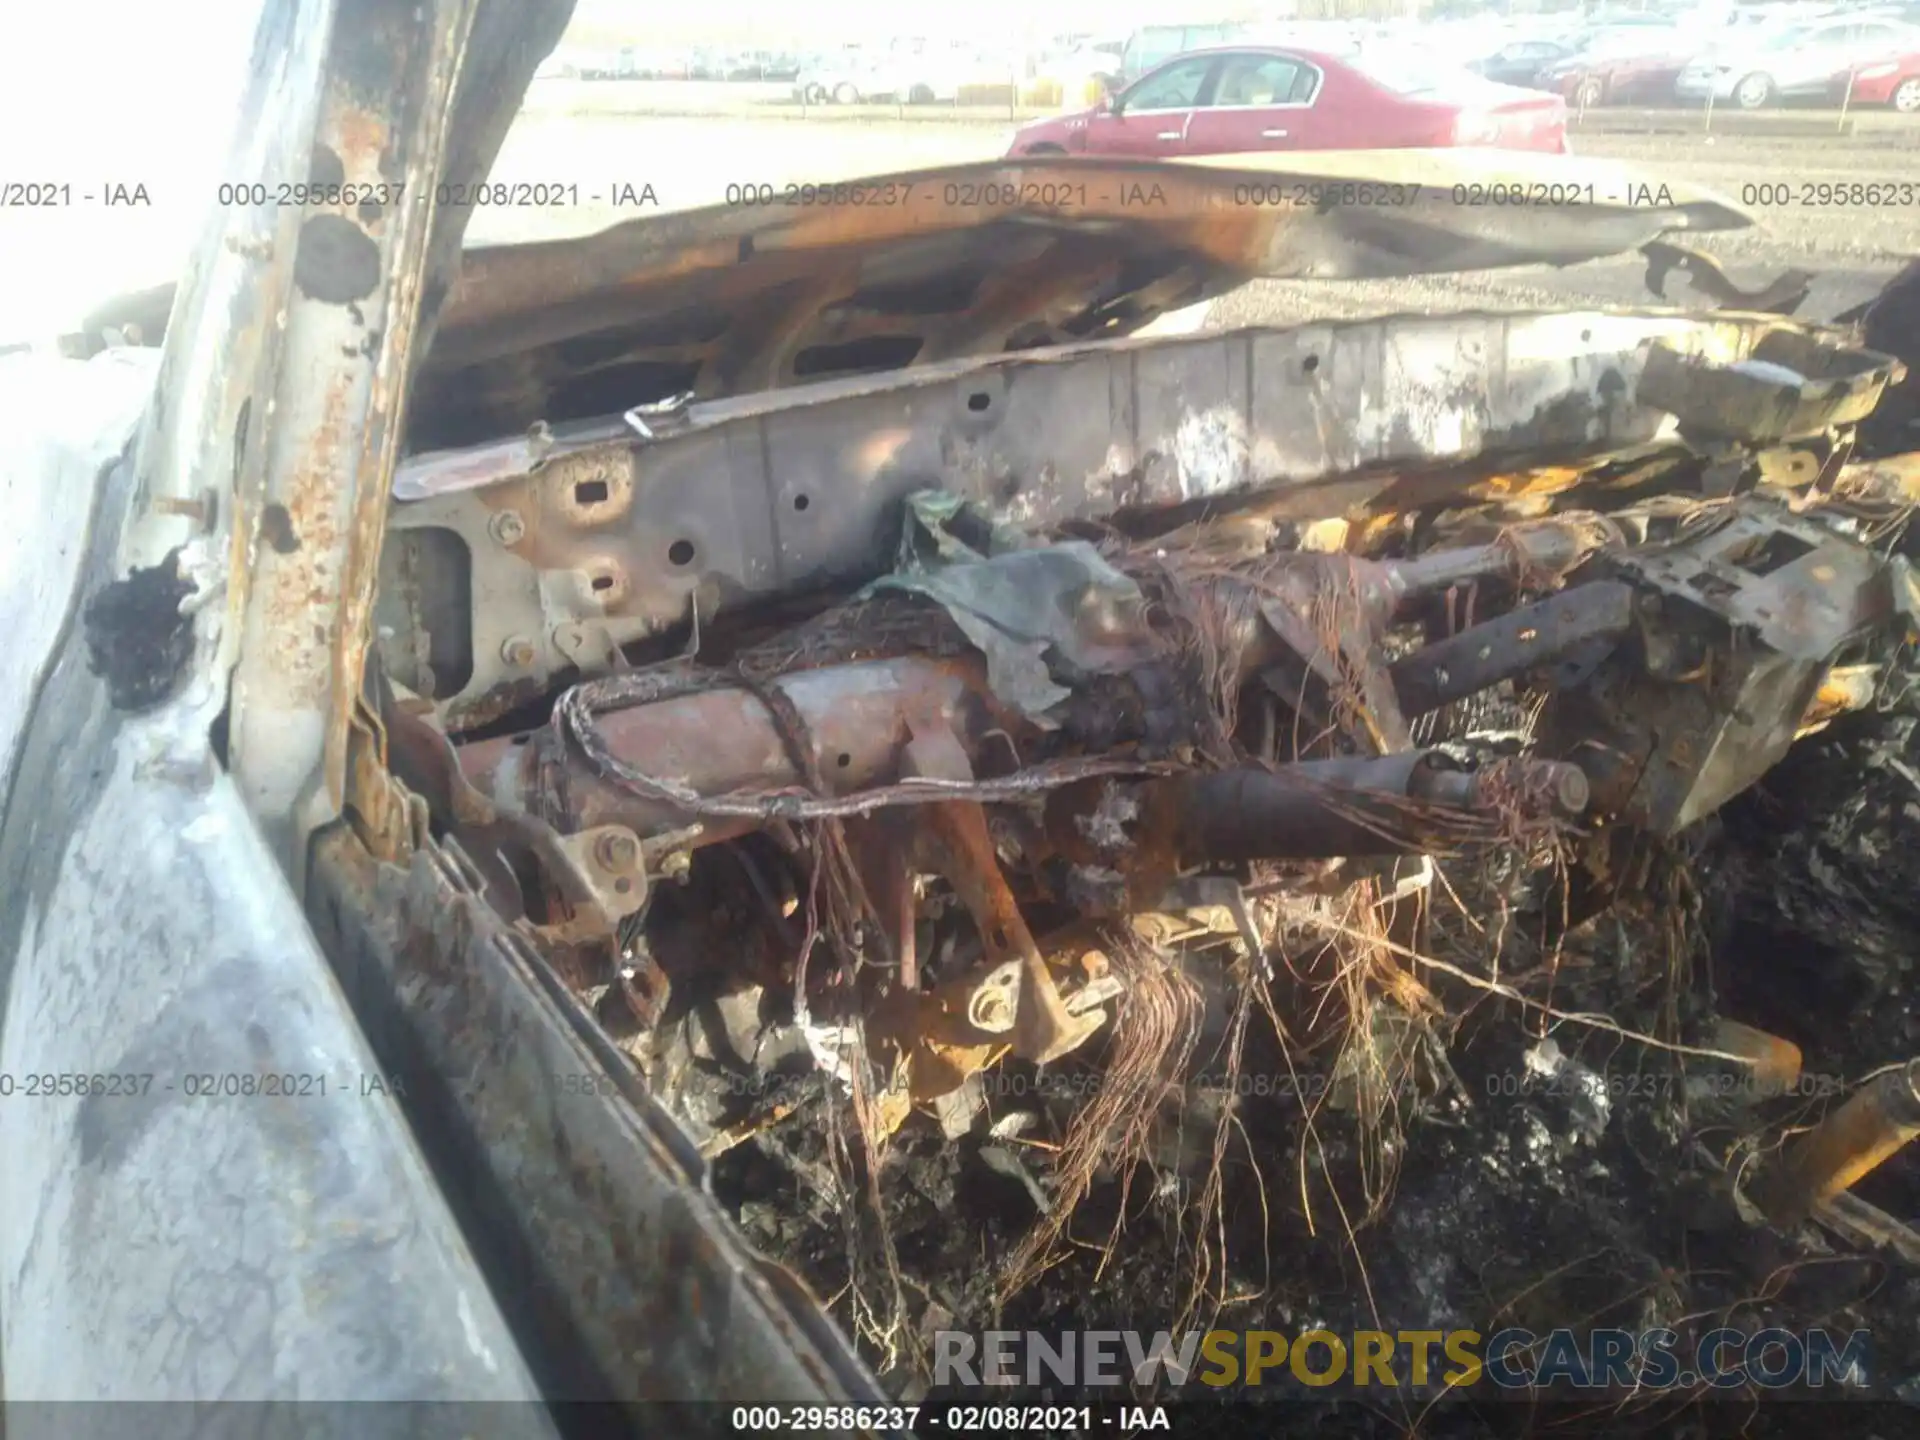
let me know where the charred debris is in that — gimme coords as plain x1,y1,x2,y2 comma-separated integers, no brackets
348,244,1920,1414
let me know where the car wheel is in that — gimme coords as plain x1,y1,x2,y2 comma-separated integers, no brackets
802,82,826,104
832,82,859,105
1734,72,1774,109
1574,76,1604,108
1893,77,1920,113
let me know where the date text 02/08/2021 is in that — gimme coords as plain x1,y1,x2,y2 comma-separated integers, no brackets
0,1071,409,1099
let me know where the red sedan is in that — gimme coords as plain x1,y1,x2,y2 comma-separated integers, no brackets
1007,45,1569,158
1838,51,1920,111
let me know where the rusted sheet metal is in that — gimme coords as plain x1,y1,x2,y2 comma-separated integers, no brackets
227,0,482,875
381,309,1879,732
113,0,336,689
82,150,1749,451
305,824,892,1419
407,152,1747,448
1638,328,1902,443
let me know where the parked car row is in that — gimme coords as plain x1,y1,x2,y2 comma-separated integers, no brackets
790,40,1043,105
1468,11,1920,109
537,47,803,82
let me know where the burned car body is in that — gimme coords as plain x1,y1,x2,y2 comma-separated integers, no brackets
8,0,1920,1433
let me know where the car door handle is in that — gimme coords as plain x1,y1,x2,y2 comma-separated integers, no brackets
1157,130,1182,139
1262,128,1288,138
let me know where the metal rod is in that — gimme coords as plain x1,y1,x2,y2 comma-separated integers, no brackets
1757,1059,1920,1228
1156,752,1589,864
1389,580,1636,716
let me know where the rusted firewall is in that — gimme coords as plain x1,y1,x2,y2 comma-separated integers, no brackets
383,308,1759,736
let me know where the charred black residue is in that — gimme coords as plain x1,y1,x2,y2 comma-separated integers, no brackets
420,275,450,324
76,1019,179,1170
309,143,347,192
261,502,300,554
82,550,195,711
294,213,381,304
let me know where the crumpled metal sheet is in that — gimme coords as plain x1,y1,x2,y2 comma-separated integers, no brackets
862,492,1150,722
407,152,1746,448
77,151,1750,453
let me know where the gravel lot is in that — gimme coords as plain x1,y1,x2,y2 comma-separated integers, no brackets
480,86,1920,327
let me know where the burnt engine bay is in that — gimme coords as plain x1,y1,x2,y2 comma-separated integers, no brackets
332,293,1920,1423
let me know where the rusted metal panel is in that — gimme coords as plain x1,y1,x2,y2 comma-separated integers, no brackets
226,0,484,879
382,308,1883,733
1638,327,1903,443
113,0,339,709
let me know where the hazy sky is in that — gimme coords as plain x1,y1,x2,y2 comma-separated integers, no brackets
0,0,1211,337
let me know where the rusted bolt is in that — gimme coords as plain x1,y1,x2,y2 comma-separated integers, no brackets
969,982,1017,1034
489,510,527,546
500,636,537,668
594,830,640,872
1546,763,1591,816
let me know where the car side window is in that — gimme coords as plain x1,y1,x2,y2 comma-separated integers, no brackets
1122,56,1215,111
1207,54,1310,107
